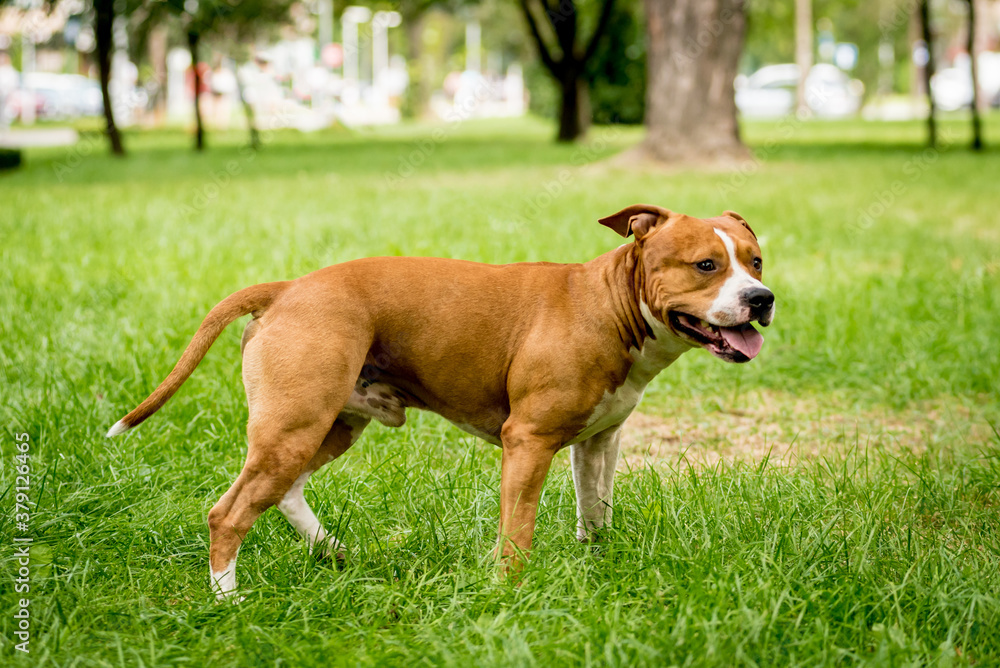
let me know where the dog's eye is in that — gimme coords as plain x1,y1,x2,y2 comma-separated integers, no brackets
695,260,716,272
752,257,762,272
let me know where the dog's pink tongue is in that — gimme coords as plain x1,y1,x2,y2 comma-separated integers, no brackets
720,323,764,359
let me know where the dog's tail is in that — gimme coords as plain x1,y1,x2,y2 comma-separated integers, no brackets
106,281,290,438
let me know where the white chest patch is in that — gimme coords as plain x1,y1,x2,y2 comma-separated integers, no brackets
569,301,689,444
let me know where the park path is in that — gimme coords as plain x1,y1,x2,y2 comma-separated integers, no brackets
0,127,78,148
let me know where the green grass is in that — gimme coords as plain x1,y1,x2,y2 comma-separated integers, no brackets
1,115,999,666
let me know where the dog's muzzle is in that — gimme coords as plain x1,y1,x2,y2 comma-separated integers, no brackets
745,286,775,326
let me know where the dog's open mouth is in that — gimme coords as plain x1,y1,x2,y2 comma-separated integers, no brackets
668,312,764,363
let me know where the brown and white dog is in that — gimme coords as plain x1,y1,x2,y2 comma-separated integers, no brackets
106,204,774,600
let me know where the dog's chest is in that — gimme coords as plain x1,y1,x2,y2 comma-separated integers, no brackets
571,376,646,445
570,303,688,445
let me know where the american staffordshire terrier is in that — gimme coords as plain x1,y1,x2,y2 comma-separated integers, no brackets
106,204,775,600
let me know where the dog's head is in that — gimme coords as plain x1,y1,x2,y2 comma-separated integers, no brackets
600,204,775,363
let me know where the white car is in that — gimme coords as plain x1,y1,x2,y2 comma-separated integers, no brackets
931,53,1000,111
736,64,864,118
931,67,973,111
22,73,104,119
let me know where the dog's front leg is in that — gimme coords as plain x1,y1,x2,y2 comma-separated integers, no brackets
495,421,560,571
570,425,622,543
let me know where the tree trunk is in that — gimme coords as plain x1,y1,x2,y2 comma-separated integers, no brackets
518,0,615,143
966,0,982,150
908,5,923,99
403,13,431,119
557,73,591,143
795,0,813,116
95,0,124,156
642,0,748,162
233,61,259,150
919,0,936,148
188,31,205,152
148,25,169,124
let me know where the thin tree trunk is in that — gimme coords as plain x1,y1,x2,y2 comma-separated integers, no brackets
148,25,169,124
919,0,936,148
233,60,259,150
642,0,748,162
577,78,591,135
909,5,923,100
95,0,124,156
558,73,590,143
966,0,982,150
519,0,615,143
188,31,205,151
403,13,431,119
795,0,813,116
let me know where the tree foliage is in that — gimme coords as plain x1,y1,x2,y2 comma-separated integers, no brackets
519,0,618,141
125,0,294,150
587,0,644,124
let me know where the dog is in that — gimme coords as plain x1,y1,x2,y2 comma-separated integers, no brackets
106,204,774,600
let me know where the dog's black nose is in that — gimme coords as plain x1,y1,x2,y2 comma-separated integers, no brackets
745,287,774,314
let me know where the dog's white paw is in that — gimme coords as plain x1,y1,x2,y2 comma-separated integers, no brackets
211,561,242,602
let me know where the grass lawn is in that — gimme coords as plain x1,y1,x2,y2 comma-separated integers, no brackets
2,115,999,666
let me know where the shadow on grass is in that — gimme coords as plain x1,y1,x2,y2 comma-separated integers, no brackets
12,122,633,187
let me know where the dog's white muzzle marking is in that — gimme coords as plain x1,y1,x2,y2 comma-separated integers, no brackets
707,229,770,326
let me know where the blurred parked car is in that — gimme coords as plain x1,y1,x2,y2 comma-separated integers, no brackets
3,88,45,123
735,63,864,118
2,73,104,122
25,73,104,119
931,68,973,111
931,52,1000,111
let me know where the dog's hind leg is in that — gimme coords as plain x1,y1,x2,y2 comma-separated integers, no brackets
277,414,369,560
207,327,368,601
207,417,334,601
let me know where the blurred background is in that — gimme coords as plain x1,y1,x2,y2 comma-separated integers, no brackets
3,4,1000,662
0,0,997,150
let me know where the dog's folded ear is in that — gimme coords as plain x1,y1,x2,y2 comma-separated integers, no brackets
599,204,674,240
723,210,757,239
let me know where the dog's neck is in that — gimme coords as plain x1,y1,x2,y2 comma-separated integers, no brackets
585,243,692,380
